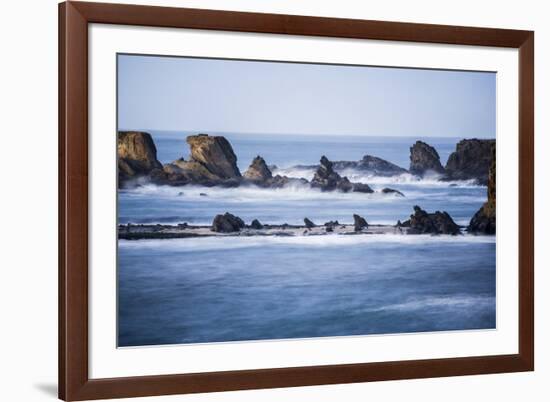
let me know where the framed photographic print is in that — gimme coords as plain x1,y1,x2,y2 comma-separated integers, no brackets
59,1,534,400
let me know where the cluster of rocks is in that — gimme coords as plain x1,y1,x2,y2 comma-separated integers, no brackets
288,138,495,185
117,131,401,196
399,205,461,235
117,131,496,236
409,139,496,185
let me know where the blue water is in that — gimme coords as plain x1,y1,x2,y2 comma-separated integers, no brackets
118,132,496,347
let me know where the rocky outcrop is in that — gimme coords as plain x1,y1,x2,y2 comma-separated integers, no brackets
311,156,373,193
187,134,242,179
211,212,245,233
304,218,316,229
332,155,408,176
243,156,273,182
353,214,368,232
294,155,407,177
250,219,264,230
381,188,405,197
118,131,163,184
160,134,243,186
445,139,495,184
409,141,445,176
467,145,496,234
403,205,460,235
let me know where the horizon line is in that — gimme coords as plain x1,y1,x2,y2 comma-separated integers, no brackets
117,128,496,140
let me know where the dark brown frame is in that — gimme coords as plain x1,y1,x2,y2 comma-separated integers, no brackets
59,1,534,400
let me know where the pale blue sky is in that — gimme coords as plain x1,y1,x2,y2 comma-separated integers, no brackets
118,54,496,138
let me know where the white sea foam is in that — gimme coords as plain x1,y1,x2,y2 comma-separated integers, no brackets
121,182,402,203
272,167,483,189
119,233,496,252
369,295,494,313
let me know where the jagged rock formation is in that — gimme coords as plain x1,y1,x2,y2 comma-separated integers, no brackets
409,141,445,176
118,131,163,184
445,139,495,184
311,156,374,193
211,212,245,233
293,155,407,177
353,214,368,232
402,205,460,235
161,134,243,186
119,133,391,195
243,156,273,182
467,144,496,234
187,134,241,179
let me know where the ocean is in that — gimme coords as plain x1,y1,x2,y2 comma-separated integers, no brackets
118,131,496,347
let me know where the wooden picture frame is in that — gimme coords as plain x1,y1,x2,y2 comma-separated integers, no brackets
59,1,534,400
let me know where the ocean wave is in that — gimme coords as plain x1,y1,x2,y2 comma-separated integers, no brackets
119,233,496,252
120,183,402,203
369,295,495,313
272,167,483,188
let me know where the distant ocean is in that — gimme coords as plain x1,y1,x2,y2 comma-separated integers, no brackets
118,131,496,347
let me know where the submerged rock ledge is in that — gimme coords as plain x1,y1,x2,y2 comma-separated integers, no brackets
119,207,463,240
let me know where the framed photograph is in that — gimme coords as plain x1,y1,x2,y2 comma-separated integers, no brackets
59,1,534,400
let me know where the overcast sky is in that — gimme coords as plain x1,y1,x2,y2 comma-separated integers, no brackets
118,54,496,138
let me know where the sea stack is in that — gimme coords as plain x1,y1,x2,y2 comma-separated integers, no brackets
445,139,495,184
118,131,163,185
409,141,445,176
186,134,242,179
243,156,273,182
467,144,496,234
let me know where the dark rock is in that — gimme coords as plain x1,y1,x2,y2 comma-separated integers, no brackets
407,205,460,235
381,187,405,196
352,182,374,193
409,141,445,176
353,214,368,232
358,155,408,175
186,134,241,179
467,144,496,234
445,139,496,184
199,193,208,197
304,218,316,228
243,156,273,182
211,212,245,233
118,131,163,184
311,156,345,191
250,219,264,230
311,156,372,193
325,226,334,232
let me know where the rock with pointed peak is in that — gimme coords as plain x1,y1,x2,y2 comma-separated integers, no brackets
243,156,273,182
409,141,445,176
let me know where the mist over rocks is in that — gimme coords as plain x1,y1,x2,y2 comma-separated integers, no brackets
409,140,445,176
118,131,163,184
444,139,495,184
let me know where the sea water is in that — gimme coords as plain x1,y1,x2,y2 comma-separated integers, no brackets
118,132,496,347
